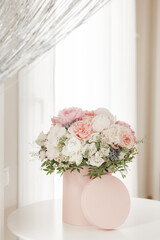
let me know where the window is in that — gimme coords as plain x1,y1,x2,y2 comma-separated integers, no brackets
18,0,136,208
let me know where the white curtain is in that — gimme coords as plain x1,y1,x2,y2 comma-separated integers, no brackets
136,0,160,200
18,51,56,206
151,0,160,200
0,83,4,240
18,0,136,207
55,0,137,196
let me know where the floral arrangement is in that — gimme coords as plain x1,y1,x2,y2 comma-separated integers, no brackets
35,107,138,178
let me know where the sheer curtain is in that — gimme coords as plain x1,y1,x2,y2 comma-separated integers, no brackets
18,51,56,206
55,0,137,195
18,0,136,207
0,83,4,240
136,0,160,200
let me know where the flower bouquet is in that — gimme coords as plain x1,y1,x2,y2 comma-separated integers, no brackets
36,107,138,179
35,107,139,229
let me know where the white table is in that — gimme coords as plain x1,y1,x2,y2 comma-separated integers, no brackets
8,198,160,240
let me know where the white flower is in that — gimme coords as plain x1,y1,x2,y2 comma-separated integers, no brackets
47,124,66,146
57,126,67,138
66,131,73,139
62,137,82,155
36,131,47,146
119,152,126,160
95,108,116,123
47,127,57,147
39,150,46,160
88,132,100,143
82,143,97,156
89,151,104,167
46,149,54,160
62,137,83,165
68,126,74,135
50,124,66,140
100,147,110,156
46,145,59,160
45,124,66,160
92,114,111,132
102,124,120,145
69,153,83,165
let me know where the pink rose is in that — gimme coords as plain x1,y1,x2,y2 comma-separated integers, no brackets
51,107,83,126
116,120,136,142
71,119,93,140
119,129,135,149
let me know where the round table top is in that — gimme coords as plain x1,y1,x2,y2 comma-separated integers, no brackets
8,198,160,240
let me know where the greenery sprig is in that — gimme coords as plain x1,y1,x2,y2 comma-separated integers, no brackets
40,146,137,179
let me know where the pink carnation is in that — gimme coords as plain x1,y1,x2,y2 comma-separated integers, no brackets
51,107,83,126
51,117,57,126
83,110,95,117
116,120,136,142
71,119,93,140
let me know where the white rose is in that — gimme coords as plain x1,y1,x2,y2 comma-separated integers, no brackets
92,114,111,132
82,143,97,156
89,151,104,167
100,147,110,156
62,137,82,155
57,126,67,138
95,108,116,123
36,131,47,146
102,124,120,145
69,153,83,165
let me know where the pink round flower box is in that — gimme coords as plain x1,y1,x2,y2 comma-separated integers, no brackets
63,167,130,229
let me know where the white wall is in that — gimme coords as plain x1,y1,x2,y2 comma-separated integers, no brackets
4,76,18,240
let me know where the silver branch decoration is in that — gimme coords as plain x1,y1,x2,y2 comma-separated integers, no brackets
0,0,110,82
